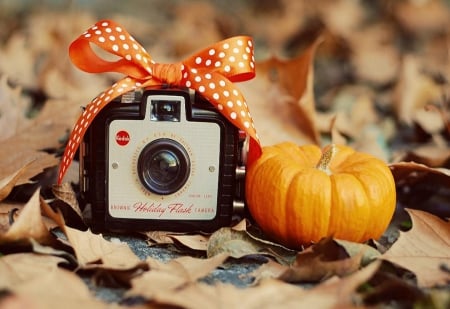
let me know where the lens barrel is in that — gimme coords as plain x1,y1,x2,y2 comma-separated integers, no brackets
137,138,190,195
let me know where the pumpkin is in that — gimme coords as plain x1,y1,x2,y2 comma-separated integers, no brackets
245,142,396,249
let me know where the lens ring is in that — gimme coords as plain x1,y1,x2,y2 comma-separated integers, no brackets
137,138,190,195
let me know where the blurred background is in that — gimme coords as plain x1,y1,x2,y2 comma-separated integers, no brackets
0,0,449,163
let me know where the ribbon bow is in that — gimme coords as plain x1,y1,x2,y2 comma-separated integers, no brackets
57,19,262,184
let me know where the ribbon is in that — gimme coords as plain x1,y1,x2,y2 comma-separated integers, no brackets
57,19,262,184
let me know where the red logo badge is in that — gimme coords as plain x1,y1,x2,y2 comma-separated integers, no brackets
115,130,130,146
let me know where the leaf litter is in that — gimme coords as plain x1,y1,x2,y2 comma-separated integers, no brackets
0,0,449,308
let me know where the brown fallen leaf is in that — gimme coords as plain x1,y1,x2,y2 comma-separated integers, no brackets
361,269,426,307
0,253,107,309
150,261,383,309
52,182,85,224
207,226,296,264
0,204,17,233
314,0,365,40
0,150,58,187
379,209,450,288
244,1,309,54
0,253,66,287
0,161,34,201
395,142,450,168
392,0,450,35
145,230,182,245
170,234,210,251
394,55,443,126
62,226,144,271
279,246,361,283
244,37,322,146
144,230,210,251
0,292,38,309
150,279,305,309
207,227,260,259
145,219,250,251
299,260,383,308
128,253,229,299
0,189,58,248
0,75,31,141
252,237,369,283
348,23,400,85
389,161,450,188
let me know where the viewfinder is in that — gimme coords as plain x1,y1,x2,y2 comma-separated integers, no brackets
150,100,181,122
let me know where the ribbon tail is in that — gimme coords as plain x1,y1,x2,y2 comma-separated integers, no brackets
247,137,262,168
57,78,139,184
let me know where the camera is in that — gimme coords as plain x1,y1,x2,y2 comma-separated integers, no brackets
79,87,247,233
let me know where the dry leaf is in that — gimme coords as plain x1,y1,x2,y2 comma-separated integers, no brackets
252,237,366,283
348,23,400,85
299,260,382,308
244,37,322,147
380,209,450,287
63,226,144,270
150,279,304,309
317,86,378,138
244,0,309,54
0,162,33,201
0,253,107,308
0,204,16,233
0,189,57,248
0,252,67,287
361,269,426,306
0,34,36,90
389,161,450,187
329,114,348,145
396,143,450,168
0,75,31,141
150,261,382,309
315,0,366,39
144,230,210,251
145,230,181,245
128,253,229,299
160,2,228,58
0,113,65,186
394,55,443,125
207,226,296,264
207,227,262,259
0,201,60,234
169,234,210,251
393,0,450,34
52,182,84,221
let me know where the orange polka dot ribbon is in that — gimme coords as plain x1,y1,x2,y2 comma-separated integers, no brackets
57,19,262,184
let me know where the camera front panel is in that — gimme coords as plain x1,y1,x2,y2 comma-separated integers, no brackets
108,93,222,221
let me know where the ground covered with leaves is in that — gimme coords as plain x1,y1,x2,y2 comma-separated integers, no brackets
0,0,449,308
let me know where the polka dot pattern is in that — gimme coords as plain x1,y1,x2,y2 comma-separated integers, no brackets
58,19,261,184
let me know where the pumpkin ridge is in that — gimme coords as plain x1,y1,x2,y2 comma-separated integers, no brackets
344,165,396,240
287,168,332,246
328,173,371,242
352,173,374,242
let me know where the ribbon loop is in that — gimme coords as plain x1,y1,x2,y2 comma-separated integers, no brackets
58,19,262,184
183,36,256,82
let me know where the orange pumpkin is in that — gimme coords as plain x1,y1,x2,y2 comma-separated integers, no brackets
245,142,396,249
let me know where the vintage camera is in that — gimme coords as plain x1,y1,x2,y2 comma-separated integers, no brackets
79,87,247,233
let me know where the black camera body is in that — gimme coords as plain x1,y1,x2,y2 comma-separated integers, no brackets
79,88,246,233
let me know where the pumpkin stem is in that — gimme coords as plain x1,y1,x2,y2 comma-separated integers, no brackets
316,144,337,175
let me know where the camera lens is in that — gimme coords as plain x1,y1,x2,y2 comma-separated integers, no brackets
137,138,190,195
